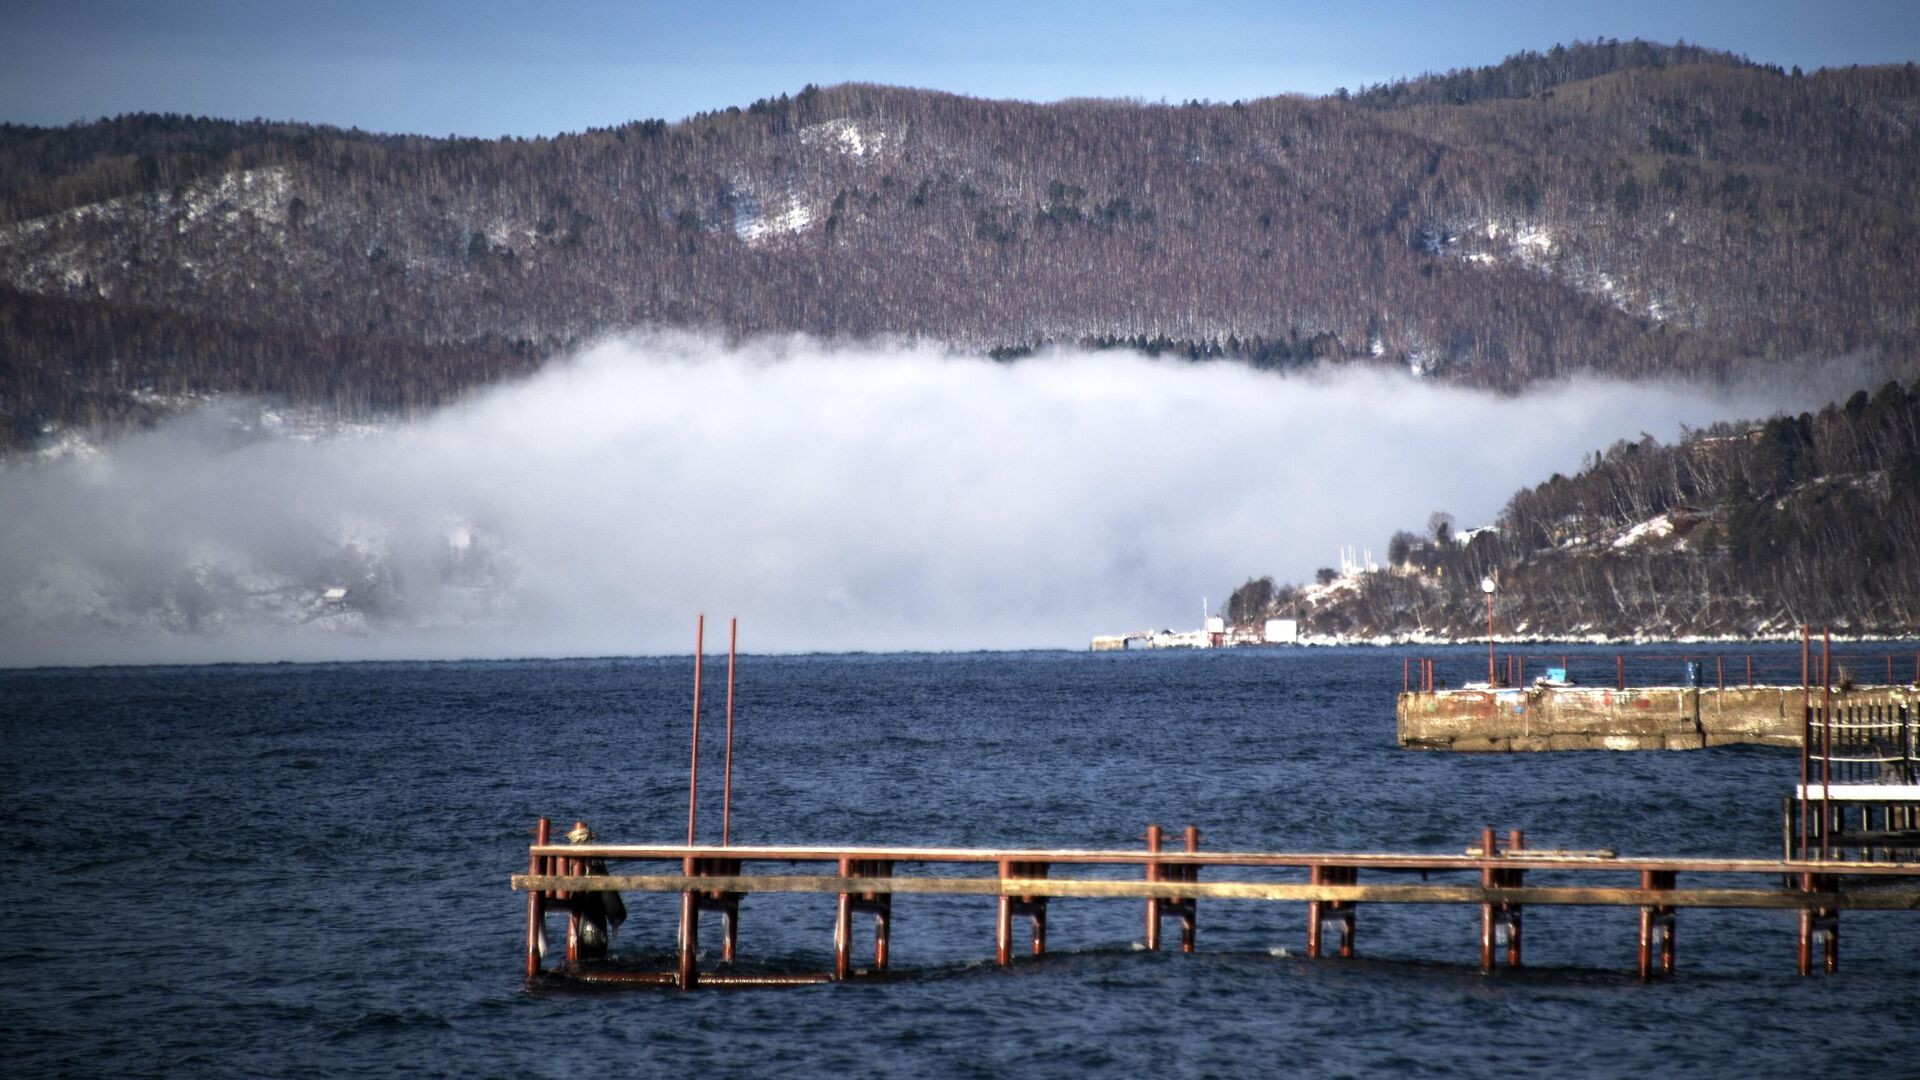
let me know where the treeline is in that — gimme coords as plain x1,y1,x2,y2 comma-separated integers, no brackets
0,286,543,445
2,41,1918,448
1346,39,1768,107
1231,380,1920,638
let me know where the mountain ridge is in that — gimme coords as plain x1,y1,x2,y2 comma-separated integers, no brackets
2,40,1917,450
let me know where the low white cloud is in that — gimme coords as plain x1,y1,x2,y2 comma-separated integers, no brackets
0,334,1832,665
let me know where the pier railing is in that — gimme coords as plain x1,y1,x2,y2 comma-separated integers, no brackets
1405,648,1920,693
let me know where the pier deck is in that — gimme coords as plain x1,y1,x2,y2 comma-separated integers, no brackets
513,825,1920,988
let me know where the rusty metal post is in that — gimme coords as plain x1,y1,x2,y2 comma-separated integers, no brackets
688,614,704,849
722,617,737,847
1181,826,1200,953
1794,871,1840,975
1617,654,1624,691
1796,871,1813,976
524,817,550,979
1637,869,1654,980
1306,864,1324,959
565,849,582,966
996,858,1014,967
1143,824,1162,951
1634,869,1675,980
1341,869,1357,957
1799,627,1810,862
1334,866,1357,957
1716,656,1723,692
1403,657,1409,693
1479,827,1497,973
834,855,854,980
677,888,699,990
1505,829,1524,968
1821,628,1832,861
1486,590,1495,688
1659,874,1676,976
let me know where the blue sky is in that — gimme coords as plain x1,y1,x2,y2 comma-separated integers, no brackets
3,1,1915,136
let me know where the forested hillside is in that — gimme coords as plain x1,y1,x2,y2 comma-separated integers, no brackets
1228,379,1920,639
3,40,1919,448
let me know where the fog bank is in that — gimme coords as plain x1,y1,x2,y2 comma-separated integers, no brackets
0,336,1834,666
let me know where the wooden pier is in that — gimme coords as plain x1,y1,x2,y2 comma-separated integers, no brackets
515,619,1920,988
513,823,1920,988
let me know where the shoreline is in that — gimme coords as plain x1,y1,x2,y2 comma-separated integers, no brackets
7,634,1920,675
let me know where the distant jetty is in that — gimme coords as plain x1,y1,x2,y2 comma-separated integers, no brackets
1092,617,1297,651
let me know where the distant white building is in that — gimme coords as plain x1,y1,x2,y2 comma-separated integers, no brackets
1263,618,1298,644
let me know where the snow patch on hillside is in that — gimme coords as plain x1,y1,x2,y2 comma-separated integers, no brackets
0,167,295,295
179,167,293,226
800,118,889,158
731,182,815,245
1611,514,1674,549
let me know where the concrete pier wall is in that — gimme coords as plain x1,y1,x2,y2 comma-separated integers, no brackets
1396,684,1917,752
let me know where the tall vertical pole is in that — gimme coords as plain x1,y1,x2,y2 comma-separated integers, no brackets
1821,627,1832,861
1486,592,1496,687
688,614,704,851
1799,626,1810,862
722,617,737,847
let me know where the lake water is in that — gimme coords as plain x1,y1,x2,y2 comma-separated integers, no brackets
3,644,1916,1077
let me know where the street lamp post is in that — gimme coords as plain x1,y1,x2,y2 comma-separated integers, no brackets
1480,576,1497,687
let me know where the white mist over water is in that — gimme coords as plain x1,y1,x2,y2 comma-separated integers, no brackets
0,336,1833,666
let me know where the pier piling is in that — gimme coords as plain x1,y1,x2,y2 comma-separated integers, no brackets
1637,869,1676,980
523,817,550,979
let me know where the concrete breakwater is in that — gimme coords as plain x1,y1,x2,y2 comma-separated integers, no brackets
1397,684,1918,752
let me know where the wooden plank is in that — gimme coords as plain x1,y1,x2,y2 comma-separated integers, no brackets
511,874,1920,911
529,843,1920,876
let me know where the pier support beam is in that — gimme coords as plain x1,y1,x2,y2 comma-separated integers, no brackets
1479,828,1524,973
677,887,700,989
996,861,1049,967
1306,864,1357,958
565,848,582,965
694,857,744,964
1797,872,1839,975
523,817,550,980
1636,870,1676,980
835,857,892,979
1143,825,1199,952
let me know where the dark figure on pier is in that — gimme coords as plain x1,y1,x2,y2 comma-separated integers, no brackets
567,822,627,959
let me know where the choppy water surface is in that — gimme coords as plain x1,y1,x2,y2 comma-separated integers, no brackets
3,644,1916,1078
